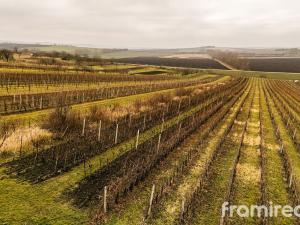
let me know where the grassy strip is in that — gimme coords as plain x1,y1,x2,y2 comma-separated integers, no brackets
259,80,296,225
189,79,254,225
228,79,261,224
203,69,300,80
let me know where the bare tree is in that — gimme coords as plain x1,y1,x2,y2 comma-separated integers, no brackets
208,50,249,70
0,49,14,62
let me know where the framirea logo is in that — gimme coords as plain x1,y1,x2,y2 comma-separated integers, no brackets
221,202,300,218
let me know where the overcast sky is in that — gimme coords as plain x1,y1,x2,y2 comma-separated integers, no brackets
1,0,300,49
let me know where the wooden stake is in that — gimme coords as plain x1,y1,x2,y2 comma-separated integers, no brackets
289,173,293,188
98,120,102,141
82,118,86,136
19,94,22,109
157,134,161,152
135,129,140,149
147,185,155,216
40,96,43,109
178,100,181,113
178,123,182,136
115,123,119,144
220,216,224,225
180,199,185,218
161,119,165,133
143,115,146,130
104,186,107,213
32,95,35,107
19,135,23,157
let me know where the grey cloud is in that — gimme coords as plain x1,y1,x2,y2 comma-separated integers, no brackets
0,0,300,48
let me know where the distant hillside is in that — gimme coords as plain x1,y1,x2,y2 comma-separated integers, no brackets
1,42,299,59
0,42,49,50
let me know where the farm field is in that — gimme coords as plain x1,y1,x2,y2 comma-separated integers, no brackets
115,57,229,70
248,58,300,73
0,54,300,225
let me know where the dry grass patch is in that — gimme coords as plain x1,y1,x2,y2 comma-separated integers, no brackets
236,163,261,184
244,135,261,146
0,126,52,154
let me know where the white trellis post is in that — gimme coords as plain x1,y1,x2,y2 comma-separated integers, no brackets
82,118,86,136
178,123,182,136
289,173,293,188
161,119,165,133
103,186,107,213
157,133,161,153
115,123,119,144
135,129,140,149
178,99,181,113
19,94,22,109
180,198,185,218
40,96,43,109
32,95,35,107
220,216,224,225
147,185,155,216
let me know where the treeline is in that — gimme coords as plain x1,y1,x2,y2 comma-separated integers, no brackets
248,58,300,73
208,50,249,70
0,49,14,62
32,51,104,64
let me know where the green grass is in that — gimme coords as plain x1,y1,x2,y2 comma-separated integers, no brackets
229,80,261,225
259,81,295,225
190,79,255,225
0,168,86,225
203,69,300,80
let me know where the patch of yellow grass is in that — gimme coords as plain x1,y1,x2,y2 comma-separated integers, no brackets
236,163,261,183
0,126,52,154
244,135,261,146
